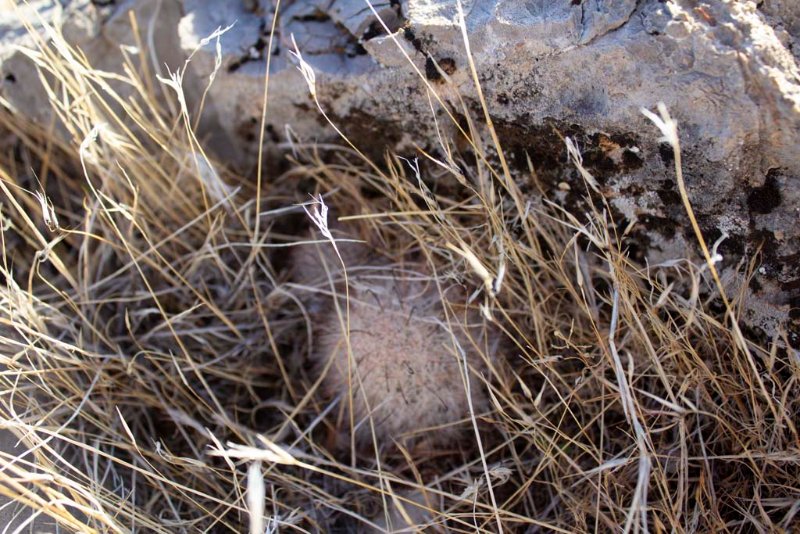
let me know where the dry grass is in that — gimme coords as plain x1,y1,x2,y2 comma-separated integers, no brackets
0,6,798,534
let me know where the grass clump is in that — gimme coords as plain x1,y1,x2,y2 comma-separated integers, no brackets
0,5,798,534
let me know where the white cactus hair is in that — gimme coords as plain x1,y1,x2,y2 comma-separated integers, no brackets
292,223,491,448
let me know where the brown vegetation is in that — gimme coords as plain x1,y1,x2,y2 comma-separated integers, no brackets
0,9,797,534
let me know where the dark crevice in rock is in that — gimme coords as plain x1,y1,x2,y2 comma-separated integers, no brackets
658,142,674,166
747,170,782,215
656,179,681,206
402,26,426,54
578,0,640,47
488,115,644,190
295,10,331,23
424,56,456,82
362,20,385,41
331,109,405,161
361,0,406,41
227,19,271,73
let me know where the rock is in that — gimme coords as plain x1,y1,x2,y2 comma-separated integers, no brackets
759,0,800,62
178,0,800,347
0,0,188,136
1,0,799,346
0,1,85,126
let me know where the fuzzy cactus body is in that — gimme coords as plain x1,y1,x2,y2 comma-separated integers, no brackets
293,234,487,446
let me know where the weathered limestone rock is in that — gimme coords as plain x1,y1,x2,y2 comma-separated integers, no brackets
0,0,187,131
178,0,800,350
1,0,799,347
759,0,799,62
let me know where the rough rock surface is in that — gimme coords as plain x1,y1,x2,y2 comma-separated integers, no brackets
1,0,799,348
1,1,187,121
759,0,800,62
